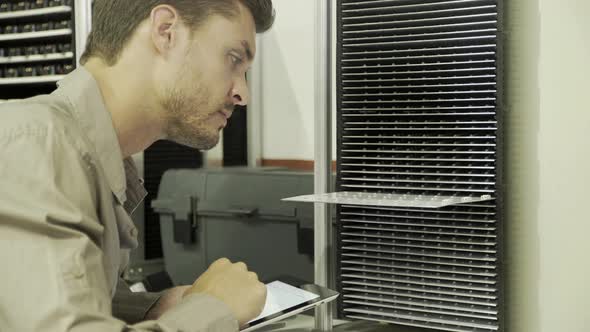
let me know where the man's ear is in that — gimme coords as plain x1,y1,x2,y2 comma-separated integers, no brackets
150,5,180,56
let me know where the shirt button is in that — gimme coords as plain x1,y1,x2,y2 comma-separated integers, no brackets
72,268,84,279
129,228,138,237
71,255,85,278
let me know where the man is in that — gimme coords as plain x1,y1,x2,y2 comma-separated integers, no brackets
0,0,274,331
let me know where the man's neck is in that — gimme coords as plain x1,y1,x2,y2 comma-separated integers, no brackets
83,58,164,158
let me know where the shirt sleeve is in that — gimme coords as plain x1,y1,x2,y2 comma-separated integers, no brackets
0,125,238,332
112,278,162,324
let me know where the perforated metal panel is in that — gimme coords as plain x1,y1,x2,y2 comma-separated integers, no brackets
336,0,503,331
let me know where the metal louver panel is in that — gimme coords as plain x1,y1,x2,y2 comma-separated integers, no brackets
336,0,503,331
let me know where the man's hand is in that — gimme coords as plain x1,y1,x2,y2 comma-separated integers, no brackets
185,258,267,327
143,258,266,326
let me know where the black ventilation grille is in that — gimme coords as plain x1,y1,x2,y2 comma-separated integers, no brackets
223,105,248,167
144,141,202,259
336,0,503,331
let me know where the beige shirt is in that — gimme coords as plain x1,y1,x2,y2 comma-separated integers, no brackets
0,68,238,332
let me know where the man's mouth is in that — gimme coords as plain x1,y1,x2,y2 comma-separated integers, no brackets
216,110,231,128
219,109,233,119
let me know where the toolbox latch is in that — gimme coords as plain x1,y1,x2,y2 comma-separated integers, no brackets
151,196,199,245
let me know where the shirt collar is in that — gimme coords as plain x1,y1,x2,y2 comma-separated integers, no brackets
56,67,144,209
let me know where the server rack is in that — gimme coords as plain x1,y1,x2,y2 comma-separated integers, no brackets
0,0,85,100
334,1,504,332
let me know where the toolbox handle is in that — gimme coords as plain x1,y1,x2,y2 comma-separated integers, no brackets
197,207,258,218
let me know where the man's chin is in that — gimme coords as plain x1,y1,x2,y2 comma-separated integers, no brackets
199,139,221,151
168,134,220,151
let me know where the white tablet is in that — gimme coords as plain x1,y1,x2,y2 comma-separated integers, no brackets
240,281,339,332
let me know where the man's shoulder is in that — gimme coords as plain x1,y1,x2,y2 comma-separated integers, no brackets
0,93,80,140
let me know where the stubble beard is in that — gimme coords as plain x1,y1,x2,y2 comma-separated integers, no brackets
161,79,221,151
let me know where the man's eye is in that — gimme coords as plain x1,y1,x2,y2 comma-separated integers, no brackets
230,54,243,66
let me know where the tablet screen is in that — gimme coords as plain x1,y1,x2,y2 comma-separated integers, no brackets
248,281,319,323
240,281,339,332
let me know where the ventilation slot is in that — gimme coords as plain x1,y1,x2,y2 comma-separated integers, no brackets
337,0,502,331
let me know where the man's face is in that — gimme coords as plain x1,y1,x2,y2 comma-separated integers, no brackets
159,4,256,150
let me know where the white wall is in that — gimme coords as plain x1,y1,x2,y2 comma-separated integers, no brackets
259,0,317,160
537,0,590,330
506,0,590,331
206,0,326,165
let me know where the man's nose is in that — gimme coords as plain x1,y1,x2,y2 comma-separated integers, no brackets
232,76,249,106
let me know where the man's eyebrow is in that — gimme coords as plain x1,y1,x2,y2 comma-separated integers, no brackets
240,40,253,62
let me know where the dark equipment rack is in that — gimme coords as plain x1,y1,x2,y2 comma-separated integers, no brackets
0,0,76,100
